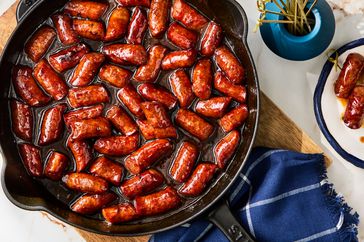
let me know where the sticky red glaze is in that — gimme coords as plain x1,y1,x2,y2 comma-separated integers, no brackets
67,139,93,172
12,65,50,106
214,71,246,103
68,85,109,108
102,203,139,223
201,22,223,57
148,0,170,38
167,22,198,49
118,84,144,118
161,49,197,70
25,25,56,63
138,83,177,110
124,139,173,174
64,0,108,20
214,130,240,169
99,64,131,88
141,101,172,128
135,186,181,216
102,44,147,66
51,13,79,45
18,143,43,177
94,134,139,156
169,142,198,183
48,43,90,73
73,19,105,41
105,105,138,135
89,157,124,186
69,53,105,87
104,7,130,42
335,53,364,98
33,59,68,100
171,0,208,31
126,7,148,45
175,109,214,141
11,100,33,141
120,169,164,199
215,46,245,84
343,86,364,129
62,173,109,194
116,0,150,7
218,105,249,132
134,45,167,82
44,151,69,180
64,105,104,127
169,69,194,108
137,120,177,140
195,96,232,118
39,104,67,146
192,59,213,100
70,117,111,140
71,192,117,215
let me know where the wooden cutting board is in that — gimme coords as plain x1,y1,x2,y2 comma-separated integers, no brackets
0,2,327,241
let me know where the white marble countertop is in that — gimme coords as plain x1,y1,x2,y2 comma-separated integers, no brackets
1,0,364,241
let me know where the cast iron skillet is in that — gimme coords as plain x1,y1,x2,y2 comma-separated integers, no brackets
0,0,260,241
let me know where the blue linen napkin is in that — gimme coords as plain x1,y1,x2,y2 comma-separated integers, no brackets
150,147,359,242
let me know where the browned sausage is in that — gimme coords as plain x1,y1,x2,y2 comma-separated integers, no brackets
215,46,245,84
12,65,50,106
104,7,130,42
167,22,198,49
179,163,217,197
169,69,194,108
171,0,207,31
64,0,108,20
334,53,364,98
102,44,147,66
33,59,68,100
126,7,147,45
138,83,177,110
120,169,164,199
44,151,69,181
62,173,108,194
25,25,56,62
51,13,79,45
116,0,150,7
70,117,111,140
18,143,43,177
73,19,105,41
137,120,178,140
134,45,167,82
69,53,105,87
195,96,232,118
218,105,249,132
134,186,181,216
99,64,131,88
67,139,93,172
169,141,198,183
94,134,139,156
68,85,109,108
175,109,214,141
161,49,197,70
11,100,33,141
48,43,90,73
148,0,170,38
105,105,138,135
89,156,124,186
141,101,172,128
102,203,139,223
124,139,173,174
343,86,364,129
192,58,213,100
214,130,240,169
214,71,246,103
200,21,223,57
71,192,117,215
39,104,67,145
117,84,144,118
64,105,104,127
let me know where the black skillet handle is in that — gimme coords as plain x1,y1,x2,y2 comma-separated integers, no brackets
208,200,255,242
16,0,38,22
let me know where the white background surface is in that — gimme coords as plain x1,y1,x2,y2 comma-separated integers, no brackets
1,0,364,241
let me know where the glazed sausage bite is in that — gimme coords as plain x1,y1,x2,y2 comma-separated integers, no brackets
116,0,150,7
192,59,213,100
126,7,148,45
25,25,56,63
214,130,240,169
175,109,214,141
102,44,147,66
89,157,124,186
214,71,246,103
120,169,164,199
71,193,117,215
215,46,245,84
171,0,208,31
118,84,144,118
195,96,232,118
169,141,198,183
44,151,69,181
201,21,223,57
148,0,170,38
69,53,105,87
99,64,131,88
39,104,67,146
48,43,90,73
105,105,138,135
62,173,108,194
94,134,139,156
67,139,93,172
68,85,109,108
135,186,181,216
138,83,177,110
104,7,130,42
137,120,177,140
11,100,33,141
64,105,103,127
179,163,218,197
64,0,108,20
12,65,50,106
102,203,139,223
18,143,43,177
51,13,79,45
169,69,195,108
134,45,167,82
141,101,172,128
167,22,198,49
73,19,105,41
218,105,249,132
343,86,364,129
334,53,364,98
70,117,111,140
161,49,197,70
124,139,173,174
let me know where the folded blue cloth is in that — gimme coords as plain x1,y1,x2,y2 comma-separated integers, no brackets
150,147,359,242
